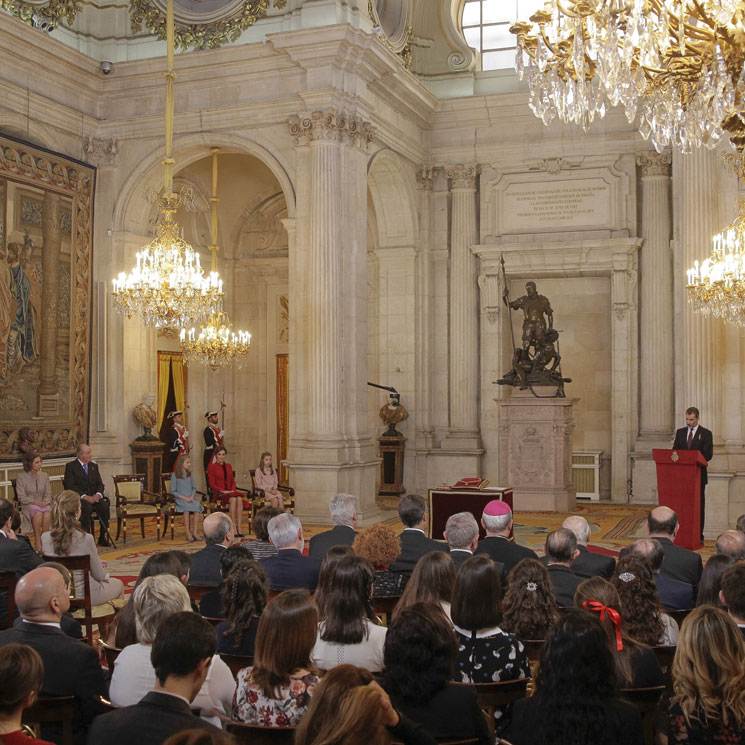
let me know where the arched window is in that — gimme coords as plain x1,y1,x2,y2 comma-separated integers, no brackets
461,0,543,71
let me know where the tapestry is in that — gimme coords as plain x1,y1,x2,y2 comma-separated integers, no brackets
0,134,95,460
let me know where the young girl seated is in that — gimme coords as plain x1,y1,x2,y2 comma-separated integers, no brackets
254,452,283,511
171,454,204,543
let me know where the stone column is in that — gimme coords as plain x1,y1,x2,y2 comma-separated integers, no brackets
37,191,61,415
444,164,481,448
637,151,673,437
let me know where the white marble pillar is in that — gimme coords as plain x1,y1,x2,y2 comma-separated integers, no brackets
444,164,481,449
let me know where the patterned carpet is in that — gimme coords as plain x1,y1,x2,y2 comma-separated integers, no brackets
99,502,713,593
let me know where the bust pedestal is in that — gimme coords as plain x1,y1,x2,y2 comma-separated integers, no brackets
498,388,578,512
378,435,406,496
129,439,165,494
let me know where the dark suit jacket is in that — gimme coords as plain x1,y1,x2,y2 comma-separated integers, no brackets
547,564,583,607
14,612,83,639
449,549,474,570
475,535,538,576
63,459,105,497
655,573,695,611
308,524,357,559
389,530,445,573
673,425,713,484
86,690,220,745
188,543,227,587
261,549,322,591
620,537,702,588
563,545,615,579
0,532,42,578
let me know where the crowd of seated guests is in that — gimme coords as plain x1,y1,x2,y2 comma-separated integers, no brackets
4,480,745,745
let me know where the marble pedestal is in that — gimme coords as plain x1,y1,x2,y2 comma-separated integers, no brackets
498,388,578,512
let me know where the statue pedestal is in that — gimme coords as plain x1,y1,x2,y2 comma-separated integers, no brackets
498,388,578,512
129,439,165,494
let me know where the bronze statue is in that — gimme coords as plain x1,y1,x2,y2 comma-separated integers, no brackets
16,427,36,455
134,394,158,441
505,281,553,351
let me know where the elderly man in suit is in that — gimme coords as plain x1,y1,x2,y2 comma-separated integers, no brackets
87,612,221,745
389,494,444,573
188,512,234,587
0,566,106,744
308,493,358,558
443,511,480,570
715,529,745,562
560,515,615,579
261,513,321,591
626,538,695,611
544,528,583,607
63,443,111,546
475,500,537,575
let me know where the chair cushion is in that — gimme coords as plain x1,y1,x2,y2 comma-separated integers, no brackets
121,504,159,516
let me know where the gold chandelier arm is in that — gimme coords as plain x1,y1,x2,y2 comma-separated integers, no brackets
209,146,220,274
162,0,176,200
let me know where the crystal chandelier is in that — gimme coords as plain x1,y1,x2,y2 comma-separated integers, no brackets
111,0,223,329
510,1,745,156
180,147,252,368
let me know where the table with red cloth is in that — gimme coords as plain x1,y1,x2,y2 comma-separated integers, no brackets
428,487,514,540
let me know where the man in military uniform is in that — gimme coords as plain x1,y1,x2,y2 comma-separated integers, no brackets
165,410,190,472
202,411,224,472
505,281,553,352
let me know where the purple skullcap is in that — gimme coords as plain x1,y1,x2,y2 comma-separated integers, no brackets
483,500,511,517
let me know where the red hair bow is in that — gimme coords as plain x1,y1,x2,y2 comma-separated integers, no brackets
582,599,624,651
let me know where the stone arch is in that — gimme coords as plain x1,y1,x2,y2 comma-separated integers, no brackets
113,132,296,235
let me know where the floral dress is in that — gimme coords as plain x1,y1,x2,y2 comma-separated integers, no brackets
232,668,319,727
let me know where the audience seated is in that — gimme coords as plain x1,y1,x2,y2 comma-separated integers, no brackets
308,494,358,559
0,497,42,578
312,554,386,671
720,563,745,638
393,551,455,622
544,528,583,606
241,507,280,562
660,606,745,745
198,545,252,618
232,589,320,726
15,452,52,550
352,523,404,597
0,643,55,745
475,500,537,575
611,554,678,645
380,603,490,745
88,613,224,745
294,664,438,745
508,610,643,745
620,507,703,588
109,575,235,725
260,513,321,591
443,511,483,571
626,538,695,611
28,561,83,640
214,559,266,656
313,545,356,621
0,567,106,744
575,577,664,688
388,495,443,573
501,558,558,641
561,515,616,579
189,513,234,588
41,490,124,605
696,553,735,608
715,529,745,561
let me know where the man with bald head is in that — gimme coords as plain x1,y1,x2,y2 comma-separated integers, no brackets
188,512,234,586
620,506,702,589
0,567,106,743
715,529,745,561
559,515,615,579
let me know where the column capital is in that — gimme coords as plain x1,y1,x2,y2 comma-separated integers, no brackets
82,137,119,167
446,164,480,190
636,150,671,177
288,108,375,150
416,166,437,190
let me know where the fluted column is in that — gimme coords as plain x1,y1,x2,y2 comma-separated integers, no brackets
445,164,480,444
637,151,673,436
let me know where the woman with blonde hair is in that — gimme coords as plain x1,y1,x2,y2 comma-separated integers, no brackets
393,551,455,621
14,451,52,549
40,490,123,605
661,606,745,744
171,453,204,543
254,451,283,510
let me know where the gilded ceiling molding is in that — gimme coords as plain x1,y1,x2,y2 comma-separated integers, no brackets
129,0,268,51
0,0,79,28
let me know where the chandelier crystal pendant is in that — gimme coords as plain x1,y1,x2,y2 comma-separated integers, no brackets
510,1,745,157
180,147,252,369
111,0,224,329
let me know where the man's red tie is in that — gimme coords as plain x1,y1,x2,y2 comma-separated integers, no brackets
687,428,693,448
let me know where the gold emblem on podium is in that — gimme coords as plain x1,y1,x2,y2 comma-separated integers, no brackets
671,451,679,462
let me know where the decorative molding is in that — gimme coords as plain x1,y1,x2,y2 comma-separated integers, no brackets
524,156,583,174
287,109,375,150
0,0,79,29
445,164,479,190
416,166,437,190
636,150,672,177
477,272,500,323
82,137,119,167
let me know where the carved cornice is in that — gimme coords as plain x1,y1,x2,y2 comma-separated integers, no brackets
636,150,672,177
0,0,79,29
446,164,480,190
82,137,119,167
287,109,375,150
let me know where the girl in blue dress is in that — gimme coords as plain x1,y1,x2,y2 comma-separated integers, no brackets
172,454,204,542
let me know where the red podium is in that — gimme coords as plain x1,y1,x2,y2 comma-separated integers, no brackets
653,448,706,550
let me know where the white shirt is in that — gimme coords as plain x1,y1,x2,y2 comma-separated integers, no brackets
311,619,387,672
687,425,699,440
21,620,61,629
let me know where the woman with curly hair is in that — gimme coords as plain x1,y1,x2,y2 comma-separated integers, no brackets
353,523,405,597
574,577,664,689
312,554,386,671
509,610,643,745
41,490,123,605
501,558,559,640
381,603,490,745
393,551,455,622
696,553,735,608
313,545,356,622
660,606,745,745
612,554,678,645
215,559,267,656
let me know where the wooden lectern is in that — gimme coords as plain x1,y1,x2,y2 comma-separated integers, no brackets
653,448,707,550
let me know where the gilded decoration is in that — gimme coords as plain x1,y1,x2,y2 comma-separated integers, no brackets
0,134,95,460
0,0,79,29
129,0,268,51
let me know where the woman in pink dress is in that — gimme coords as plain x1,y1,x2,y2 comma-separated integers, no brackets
254,452,283,510
207,446,246,537
14,452,52,549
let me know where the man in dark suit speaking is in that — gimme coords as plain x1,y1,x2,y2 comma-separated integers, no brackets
672,406,713,540
63,443,111,546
